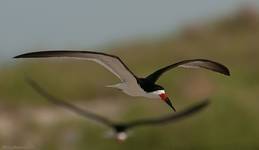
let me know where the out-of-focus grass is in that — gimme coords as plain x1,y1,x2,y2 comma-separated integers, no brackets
1,10,259,149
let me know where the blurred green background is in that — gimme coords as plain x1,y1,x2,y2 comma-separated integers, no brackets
1,2,259,150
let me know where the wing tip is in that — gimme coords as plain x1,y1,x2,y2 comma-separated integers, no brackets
222,68,231,76
13,51,45,58
13,55,21,58
183,98,210,115
197,59,231,76
13,52,36,58
210,60,230,76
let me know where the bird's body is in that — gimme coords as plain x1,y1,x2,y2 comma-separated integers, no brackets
14,50,230,111
107,82,146,97
107,81,162,99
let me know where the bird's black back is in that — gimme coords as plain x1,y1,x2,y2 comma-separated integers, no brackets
137,78,164,93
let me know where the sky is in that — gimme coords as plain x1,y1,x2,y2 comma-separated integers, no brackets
0,0,259,63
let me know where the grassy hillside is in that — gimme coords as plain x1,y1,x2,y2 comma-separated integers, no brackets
0,10,259,149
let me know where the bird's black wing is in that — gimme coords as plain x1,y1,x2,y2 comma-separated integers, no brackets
146,59,230,83
15,50,138,83
26,78,115,128
123,99,210,130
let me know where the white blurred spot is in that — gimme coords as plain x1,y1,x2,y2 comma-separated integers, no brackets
116,132,128,141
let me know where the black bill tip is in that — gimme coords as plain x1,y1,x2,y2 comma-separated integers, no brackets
165,98,176,112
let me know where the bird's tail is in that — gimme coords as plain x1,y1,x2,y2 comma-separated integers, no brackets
105,83,124,90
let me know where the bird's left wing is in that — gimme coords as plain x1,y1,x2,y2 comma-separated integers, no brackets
26,78,115,128
14,50,137,83
123,99,210,130
146,59,230,83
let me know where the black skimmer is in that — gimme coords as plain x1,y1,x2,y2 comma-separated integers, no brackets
26,78,210,142
14,50,230,111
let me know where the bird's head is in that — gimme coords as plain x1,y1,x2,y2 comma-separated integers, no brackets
151,86,176,111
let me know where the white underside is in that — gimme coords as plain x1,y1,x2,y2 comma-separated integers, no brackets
107,82,161,99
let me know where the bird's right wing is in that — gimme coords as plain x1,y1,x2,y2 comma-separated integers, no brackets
124,99,210,130
15,50,138,84
26,78,115,128
146,59,230,83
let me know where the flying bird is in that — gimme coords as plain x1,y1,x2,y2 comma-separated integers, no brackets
14,50,229,111
26,78,210,141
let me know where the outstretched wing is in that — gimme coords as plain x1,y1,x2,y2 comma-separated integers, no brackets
146,59,230,83
26,78,115,128
15,50,137,83
124,99,210,130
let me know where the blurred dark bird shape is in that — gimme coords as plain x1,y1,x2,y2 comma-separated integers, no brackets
26,78,210,141
15,50,229,111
